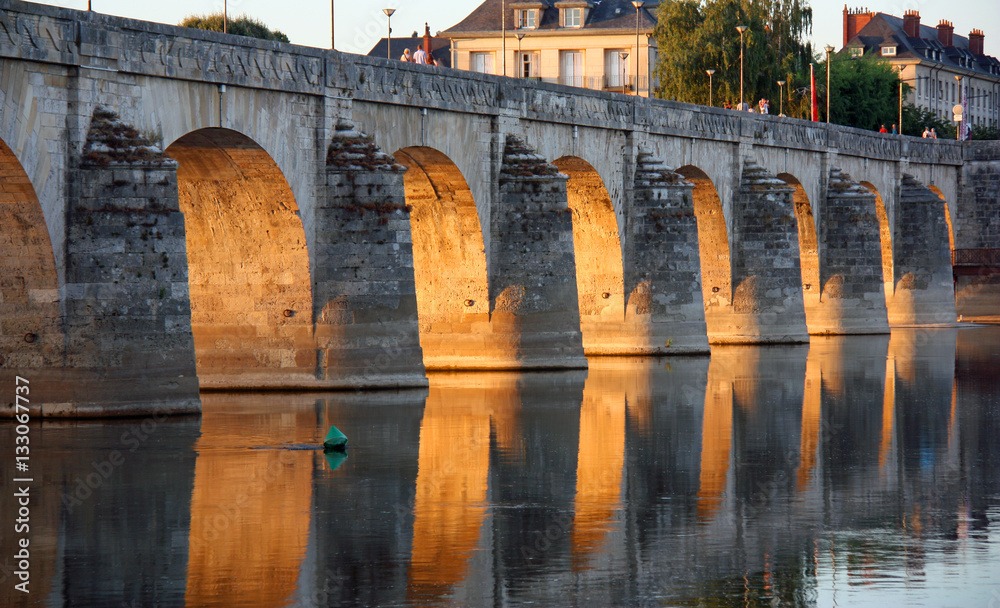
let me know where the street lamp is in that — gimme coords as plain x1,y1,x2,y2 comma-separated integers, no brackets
502,0,506,76
955,74,963,140
620,51,629,95
825,44,835,123
382,8,395,60
331,1,335,49
516,33,525,78
224,0,227,33
777,79,786,116
736,26,748,110
706,69,715,106
632,1,644,96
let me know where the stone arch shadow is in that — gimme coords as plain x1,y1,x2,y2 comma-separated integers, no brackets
552,155,627,354
0,136,62,369
392,145,494,369
676,165,731,342
860,181,895,301
777,173,821,331
165,128,315,387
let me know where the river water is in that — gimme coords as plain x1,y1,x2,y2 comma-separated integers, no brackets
2,327,999,607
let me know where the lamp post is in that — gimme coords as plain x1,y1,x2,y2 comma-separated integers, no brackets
825,44,835,123
777,79,786,116
620,51,629,95
955,74,963,140
331,1,335,49
516,33,525,78
224,0,227,33
706,69,715,106
632,1,644,96
502,0,506,76
736,25,748,109
383,8,395,60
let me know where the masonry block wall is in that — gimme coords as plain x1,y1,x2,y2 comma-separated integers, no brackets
955,141,1000,317
491,136,586,368
62,108,199,415
889,174,957,325
815,167,890,333
724,161,809,343
623,152,709,354
317,121,427,387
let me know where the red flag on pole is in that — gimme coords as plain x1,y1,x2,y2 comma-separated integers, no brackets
810,63,818,122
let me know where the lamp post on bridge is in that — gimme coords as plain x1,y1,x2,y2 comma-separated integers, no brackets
736,25,748,110
631,1,644,96
383,8,395,60
620,51,629,95
777,80,786,116
516,33,525,78
706,69,715,106
825,44,835,123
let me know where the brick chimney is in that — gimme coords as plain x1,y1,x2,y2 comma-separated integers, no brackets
969,29,985,55
902,9,920,38
423,23,431,57
937,20,954,47
843,6,875,47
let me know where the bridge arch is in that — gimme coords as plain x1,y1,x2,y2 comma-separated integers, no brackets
676,165,731,340
860,181,894,298
0,137,61,367
777,173,820,329
927,185,955,254
393,146,491,368
165,128,314,384
553,156,625,352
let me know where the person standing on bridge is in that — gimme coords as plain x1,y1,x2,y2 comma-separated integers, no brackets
412,46,429,65
400,48,412,62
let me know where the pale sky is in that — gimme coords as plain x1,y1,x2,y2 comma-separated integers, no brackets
32,0,1000,61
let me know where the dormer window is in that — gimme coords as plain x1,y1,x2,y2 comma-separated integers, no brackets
563,7,583,27
517,9,537,29
849,46,864,58
882,46,896,56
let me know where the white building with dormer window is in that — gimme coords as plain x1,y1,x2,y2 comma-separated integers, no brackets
442,0,658,95
842,7,1000,128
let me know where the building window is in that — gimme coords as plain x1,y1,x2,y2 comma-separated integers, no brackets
849,47,863,58
882,46,896,56
563,7,582,27
517,9,536,29
560,50,584,86
604,49,629,88
520,51,539,78
470,52,495,74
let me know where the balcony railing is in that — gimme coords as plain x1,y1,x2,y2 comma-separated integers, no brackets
953,248,1000,266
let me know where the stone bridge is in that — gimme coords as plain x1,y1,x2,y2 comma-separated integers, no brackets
1,0,998,415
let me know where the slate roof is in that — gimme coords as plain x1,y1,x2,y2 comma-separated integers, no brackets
843,13,1000,79
443,0,656,36
367,36,452,67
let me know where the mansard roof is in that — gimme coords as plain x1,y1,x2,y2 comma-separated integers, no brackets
843,13,1000,79
443,0,656,36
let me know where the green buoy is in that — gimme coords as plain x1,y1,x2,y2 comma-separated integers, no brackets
323,425,348,451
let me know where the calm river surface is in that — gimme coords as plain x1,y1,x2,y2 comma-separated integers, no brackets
2,327,999,608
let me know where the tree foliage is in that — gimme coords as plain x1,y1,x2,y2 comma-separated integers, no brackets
901,102,956,138
652,0,813,110
825,54,905,131
180,13,289,43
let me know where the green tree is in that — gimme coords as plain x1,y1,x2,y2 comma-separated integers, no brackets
823,54,906,131
901,102,955,138
652,0,813,110
969,124,1000,140
180,13,289,43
